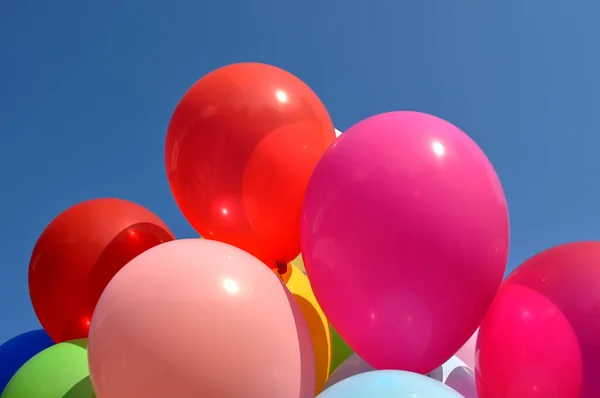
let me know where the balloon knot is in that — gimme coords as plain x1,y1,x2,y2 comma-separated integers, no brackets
276,261,288,275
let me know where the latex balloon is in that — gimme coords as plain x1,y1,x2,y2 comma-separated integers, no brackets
88,239,315,398
326,353,474,396
501,242,600,398
330,328,354,374
317,370,463,398
1,339,94,398
476,283,582,398
290,254,306,273
325,354,373,390
302,111,509,373
165,62,335,268
278,264,331,394
446,367,477,398
29,198,174,343
0,330,53,394
455,329,478,369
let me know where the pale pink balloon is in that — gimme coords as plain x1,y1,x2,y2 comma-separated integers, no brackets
88,239,315,398
456,329,479,369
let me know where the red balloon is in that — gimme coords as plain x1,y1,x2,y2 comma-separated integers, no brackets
165,62,335,268
501,242,600,398
476,283,582,398
29,198,174,343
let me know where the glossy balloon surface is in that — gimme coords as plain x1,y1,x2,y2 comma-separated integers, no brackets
317,370,463,398
29,198,174,343
1,339,94,398
476,284,582,398
500,241,600,398
302,111,509,373
88,239,315,398
0,330,53,394
165,62,335,268
279,264,331,394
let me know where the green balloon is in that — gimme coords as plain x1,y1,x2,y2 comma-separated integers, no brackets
1,339,95,398
329,326,354,374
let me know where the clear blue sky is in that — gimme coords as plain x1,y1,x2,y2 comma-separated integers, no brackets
2,0,600,343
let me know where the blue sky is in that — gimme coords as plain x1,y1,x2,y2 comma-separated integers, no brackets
2,0,600,343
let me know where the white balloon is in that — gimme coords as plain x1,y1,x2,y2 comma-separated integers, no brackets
325,354,477,396
335,128,342,137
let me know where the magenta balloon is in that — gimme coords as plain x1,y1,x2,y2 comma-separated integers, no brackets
503,242,600,398
88,239,315,398
301,111,509,374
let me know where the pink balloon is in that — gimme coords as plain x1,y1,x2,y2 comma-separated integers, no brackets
301,111,509,374
88,239,315,398
503,242,600,398
476,284,582,398
456,329,478,369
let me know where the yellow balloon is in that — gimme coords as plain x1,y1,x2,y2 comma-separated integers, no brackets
290,253,305,273
277,264,331,394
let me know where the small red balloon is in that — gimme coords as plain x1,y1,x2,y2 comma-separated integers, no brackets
165,62,335,268
28,198,174,343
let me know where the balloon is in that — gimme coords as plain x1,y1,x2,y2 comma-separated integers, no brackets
476,283,582,398
1,339,94,398
302,111,509,373
330,328,354,374
335,128,342,137
278,264,331,394
492,242,600,397
326,353,475,396
165,62,335,268
446,367,477,398
88,239,315,398
29,198,174,343
0,330,53,394
455,328,478,369
325,354,373,389
290,253,306,273
317,370,463,398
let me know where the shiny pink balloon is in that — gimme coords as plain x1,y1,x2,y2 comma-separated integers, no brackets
301,111,509,374
476,284,582,398
88,239,315,398
504,242,600,398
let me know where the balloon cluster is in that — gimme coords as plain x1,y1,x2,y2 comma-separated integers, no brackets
0,62,598,398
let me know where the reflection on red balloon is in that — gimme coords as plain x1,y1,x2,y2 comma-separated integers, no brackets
165,62,335,268
28,198,174,343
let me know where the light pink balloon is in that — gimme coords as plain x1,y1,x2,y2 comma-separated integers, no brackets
456,329,478,369
88,239,315,398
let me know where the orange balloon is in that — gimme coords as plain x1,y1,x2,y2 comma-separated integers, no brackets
165,63,335,268
277,264,331,394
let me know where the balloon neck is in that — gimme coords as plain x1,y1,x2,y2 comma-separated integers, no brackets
276,261,288,275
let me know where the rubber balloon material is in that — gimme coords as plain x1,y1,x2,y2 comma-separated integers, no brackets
317,370,463,398
278,264,331,394
29,198,174,343
455,329,478,370
1,339,94,398
165,62,335,268
302,111,509,373
476,284,582,398
88,239,315,398
446,367,477,398
329,328,354,374
500,241,600,398
0,330,53,394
